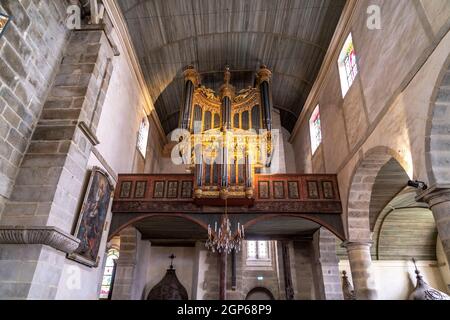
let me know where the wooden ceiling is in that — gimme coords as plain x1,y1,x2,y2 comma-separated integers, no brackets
117,0,346,133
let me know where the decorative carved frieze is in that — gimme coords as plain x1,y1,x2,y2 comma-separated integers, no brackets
0,226,80,254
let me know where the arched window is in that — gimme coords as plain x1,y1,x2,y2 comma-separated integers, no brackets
99,248,119,300
338,33,358,97
137,116,149,158
309,105,322,155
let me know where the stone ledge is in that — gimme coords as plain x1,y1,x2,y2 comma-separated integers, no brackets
0,226,80,254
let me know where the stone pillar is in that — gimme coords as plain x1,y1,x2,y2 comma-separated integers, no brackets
417,186,450,267
344,241,378,300
111,227,141,300
311,229,343,300
281,241,295,300
0,28,114,299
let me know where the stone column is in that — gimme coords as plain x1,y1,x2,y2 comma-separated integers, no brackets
344,241,378,300
111,227,141,300
281,241,295,300
417,186,450,267
0,28,114,299
311,229,343,300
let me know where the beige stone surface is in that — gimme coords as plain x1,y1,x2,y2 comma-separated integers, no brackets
420,0,450,38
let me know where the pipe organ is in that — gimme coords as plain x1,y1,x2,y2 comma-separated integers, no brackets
178,65,274,203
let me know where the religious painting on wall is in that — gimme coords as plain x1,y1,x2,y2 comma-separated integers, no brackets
307,181,319,199
166,181,178,198
68,167,114,267
181,181,193,198
119,181,132,198
258,181,270,199
287,181,300,199
0,13,11,38
134,181,147,198
322,181,334,199
273,181,285,199
153,181,165,198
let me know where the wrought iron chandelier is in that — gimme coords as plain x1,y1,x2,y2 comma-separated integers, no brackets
205,199,244,254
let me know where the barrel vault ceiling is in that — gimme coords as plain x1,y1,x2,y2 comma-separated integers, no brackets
117,0,346,134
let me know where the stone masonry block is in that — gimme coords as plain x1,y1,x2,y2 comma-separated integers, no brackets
32,125,76,141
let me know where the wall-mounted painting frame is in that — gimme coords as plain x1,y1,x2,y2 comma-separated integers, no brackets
68,167,114,268
0,13,11,38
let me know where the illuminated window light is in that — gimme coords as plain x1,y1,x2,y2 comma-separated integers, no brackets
0,13,11,38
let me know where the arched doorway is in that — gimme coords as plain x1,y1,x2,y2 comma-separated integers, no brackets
246,287,275,300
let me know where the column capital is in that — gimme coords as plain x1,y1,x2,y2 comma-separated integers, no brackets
341,240,373,250
415,184,450,207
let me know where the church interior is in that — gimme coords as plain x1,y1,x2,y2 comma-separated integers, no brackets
0,0,449,300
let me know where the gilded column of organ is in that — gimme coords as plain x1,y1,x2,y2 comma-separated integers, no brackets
179,65,273,200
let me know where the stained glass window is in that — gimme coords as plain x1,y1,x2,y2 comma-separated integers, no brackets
99,248,119,300
338,33,358,97
137,116,149,158
309,105,322,155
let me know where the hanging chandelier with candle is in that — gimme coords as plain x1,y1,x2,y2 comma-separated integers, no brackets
205,200,245,254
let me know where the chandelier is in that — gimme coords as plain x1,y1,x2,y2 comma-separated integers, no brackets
205,199,244,254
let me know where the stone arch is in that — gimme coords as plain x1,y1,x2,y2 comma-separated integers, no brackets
346,146,410,241
245,287,275,300
425,54,450,185
108,213,208,241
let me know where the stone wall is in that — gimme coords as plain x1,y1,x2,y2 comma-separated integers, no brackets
0,0,70,219
290,0,450,239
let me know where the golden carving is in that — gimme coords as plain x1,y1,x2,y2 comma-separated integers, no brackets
184,65,200,87
234,87,254,103
197,86,220,103
257,65,272,84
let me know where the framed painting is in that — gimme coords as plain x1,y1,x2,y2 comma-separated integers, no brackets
153,181,165,198
322,181,334,199
287,181,300,199
181,181,193,198
307,181,319,199
119,181,132,198
273,181,285,199
68,167,114,267
258,181,270,199
134,181,147,198
166,181,178,198
0,13,11,38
